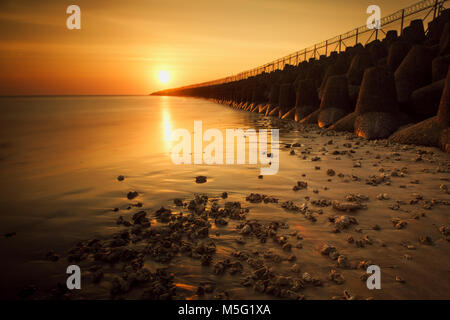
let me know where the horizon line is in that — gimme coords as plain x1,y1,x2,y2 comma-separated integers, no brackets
0,94,156,98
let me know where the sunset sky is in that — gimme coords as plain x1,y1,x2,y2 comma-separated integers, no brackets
0,0,414,95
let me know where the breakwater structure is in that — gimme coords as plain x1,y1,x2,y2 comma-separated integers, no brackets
151,0,450,153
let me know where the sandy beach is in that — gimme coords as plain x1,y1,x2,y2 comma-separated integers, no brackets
3,98,447,300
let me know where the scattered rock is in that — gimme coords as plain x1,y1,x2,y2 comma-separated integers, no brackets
328,269,345,284
45,251,59,262
195,176,207,184
332,200,365,212
329,215,358,230
391,218,407,229
173,198,183,206
127,191,139,200
293,181,308,191
376,193,390,200
419,235,434,245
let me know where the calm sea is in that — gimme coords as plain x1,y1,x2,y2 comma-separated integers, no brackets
0,96,302,298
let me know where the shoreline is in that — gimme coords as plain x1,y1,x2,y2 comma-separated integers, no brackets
6,115,449,300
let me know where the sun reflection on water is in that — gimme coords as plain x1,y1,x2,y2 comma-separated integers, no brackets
161,100,173,152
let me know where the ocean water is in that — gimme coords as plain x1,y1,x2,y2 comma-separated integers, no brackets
0,96,299,298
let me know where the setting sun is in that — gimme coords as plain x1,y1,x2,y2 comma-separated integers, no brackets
158,70,170,84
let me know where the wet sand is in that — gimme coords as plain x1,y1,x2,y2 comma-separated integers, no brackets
0,96,449,300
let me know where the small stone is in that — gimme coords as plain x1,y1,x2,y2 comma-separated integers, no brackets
376,193,390,200
419,236,433,245
173,198,183,206
4,232,16,238
45,251,59,262
391,218,407,229
117,175,125,181
293,181,308,191
288,254,296,262
328,269,345,284
302,272,312,283
276,276,291,287
439,226,450,236
196,286,205,296
337,255,350,268
332,201,364,212
240,224,252,235
195,176,207,184
92,270,104,283
215,217,228,226
127,191,138,200
327,169,336,177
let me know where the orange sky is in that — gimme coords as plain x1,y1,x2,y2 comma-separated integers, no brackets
0,0,414,95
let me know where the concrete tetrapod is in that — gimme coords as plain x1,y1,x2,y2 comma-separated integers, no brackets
294,79,320,121
354,66,400,139
265,84,280,116
389,66,450,153
278,83,296,119
317,75,351,128
394,45,433,104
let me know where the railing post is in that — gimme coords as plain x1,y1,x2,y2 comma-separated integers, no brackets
433,0,438,19
400,9,405,35
168,1,439,95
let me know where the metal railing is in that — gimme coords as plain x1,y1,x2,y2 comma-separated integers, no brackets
159,0,448,92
